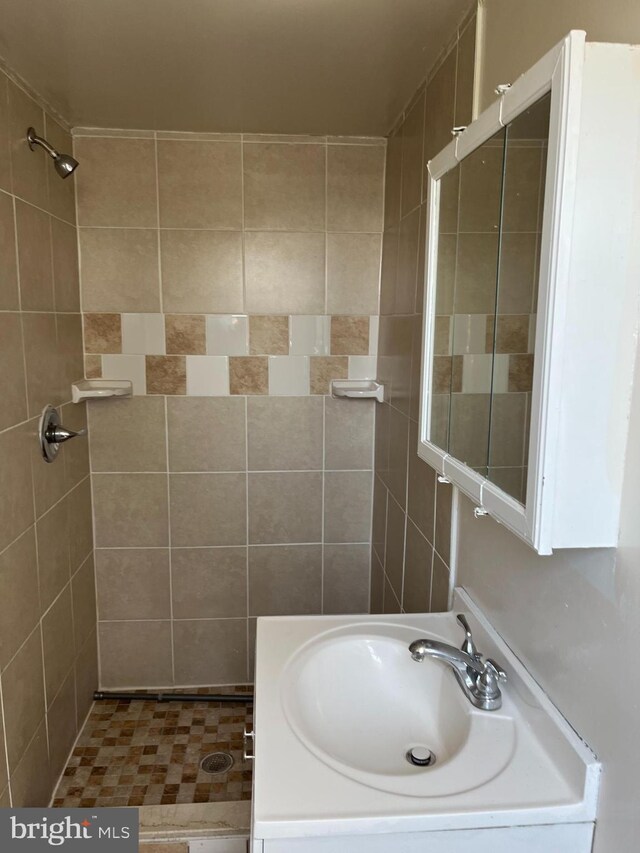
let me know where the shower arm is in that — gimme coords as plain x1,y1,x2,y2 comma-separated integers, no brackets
27,127,60,158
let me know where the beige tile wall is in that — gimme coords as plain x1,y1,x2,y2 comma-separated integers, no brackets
372,10,476,614
90,395,375,686
75,131,385,687
0,68,97,806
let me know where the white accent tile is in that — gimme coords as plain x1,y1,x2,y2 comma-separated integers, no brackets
348,356,377,380
461,354,493,393
186,356,229,396
206,315,248,356
268,356,309,395
101,355,146,395
453,314,487,355
369,316,379,356
121,313,165,355
289,315,330,355
492,354,510,394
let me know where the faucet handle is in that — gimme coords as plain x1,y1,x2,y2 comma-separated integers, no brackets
476,659,507,700
456,613,481,659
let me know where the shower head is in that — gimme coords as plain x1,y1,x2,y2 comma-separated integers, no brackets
27,127,79,178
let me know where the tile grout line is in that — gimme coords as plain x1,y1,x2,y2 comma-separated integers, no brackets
163,395,176,686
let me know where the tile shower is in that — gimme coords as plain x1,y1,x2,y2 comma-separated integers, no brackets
0,3,470,814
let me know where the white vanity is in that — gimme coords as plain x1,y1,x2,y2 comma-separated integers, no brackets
250,589,599,852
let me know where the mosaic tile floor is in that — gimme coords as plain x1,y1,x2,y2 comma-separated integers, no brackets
53,687,253,808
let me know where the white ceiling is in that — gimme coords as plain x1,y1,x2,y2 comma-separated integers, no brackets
0,0,470,135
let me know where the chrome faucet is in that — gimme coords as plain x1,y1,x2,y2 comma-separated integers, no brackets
409,614,507,711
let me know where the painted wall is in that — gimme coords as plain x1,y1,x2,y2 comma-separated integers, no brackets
477,0,640,111
0,69,97,806
458,2,640,850
74,131,385,688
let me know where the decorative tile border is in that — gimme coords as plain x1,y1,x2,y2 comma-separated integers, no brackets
84,314,378,396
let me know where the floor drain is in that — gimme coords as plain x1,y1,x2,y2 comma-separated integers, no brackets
406,747,436,767
200,751,234,775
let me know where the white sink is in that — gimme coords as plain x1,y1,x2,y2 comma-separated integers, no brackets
281,622,515,797
252,590,600,846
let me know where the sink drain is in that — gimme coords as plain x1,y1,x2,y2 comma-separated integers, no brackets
406,747,436,767
200,751,234,775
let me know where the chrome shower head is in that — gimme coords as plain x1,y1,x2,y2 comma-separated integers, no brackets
27,127,79,178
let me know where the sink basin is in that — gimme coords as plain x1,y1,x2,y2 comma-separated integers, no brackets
280,622,515,797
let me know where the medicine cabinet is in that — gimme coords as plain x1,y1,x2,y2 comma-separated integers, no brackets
419,31,640,554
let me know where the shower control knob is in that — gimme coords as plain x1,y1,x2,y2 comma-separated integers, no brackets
39,404,87,463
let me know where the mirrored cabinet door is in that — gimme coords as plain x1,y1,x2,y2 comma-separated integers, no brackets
487,93,551,503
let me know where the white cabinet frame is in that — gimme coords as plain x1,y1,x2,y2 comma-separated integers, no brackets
419,30,640,554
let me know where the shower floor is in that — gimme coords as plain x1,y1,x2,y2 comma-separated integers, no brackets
53,687,253,808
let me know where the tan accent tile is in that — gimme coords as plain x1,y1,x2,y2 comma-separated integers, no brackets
249,315,289,355
309,356,347,395
168,397,246,471
42,586,75,706
165,314,206,355
0,530,39,671
249,544,321,616
452,355,463,393
323,544,370,615
99,622,173,687
84,313,122,354
92,473,169,547
80,228,160,313
400,91,425,218
88,396,167,471
247,397,323,471
84,354,102,378
16,200,54,310
51,218,80,311
2,628,45,772
326,145,385,232
403,520,433,613
173,619,247,685
244,231,325,314
160,230,243,314
169,473,247,546
509,354,534,392
324,471,372,543
171,547,246,618
229,356,268,395
146,355,186,395
8,81,47,209
75,137,157,227
243,142,325,231
0,312,27,430
96,549,171,620
326,233,381,315
0,192,18,308
432,356,452,394
157,140,242,229
495,315,530,354
248,472,322,544
330,316,369,355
